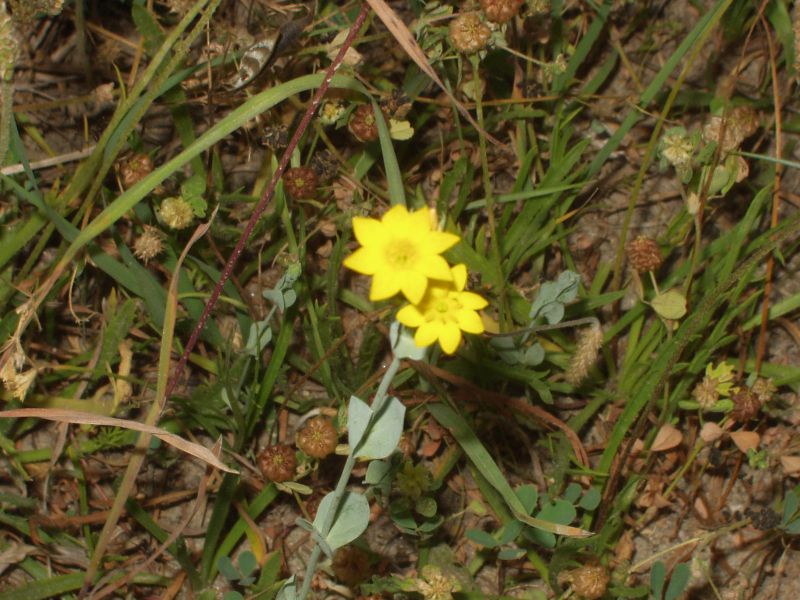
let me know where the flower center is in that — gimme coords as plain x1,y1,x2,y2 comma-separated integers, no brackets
385,238,418,269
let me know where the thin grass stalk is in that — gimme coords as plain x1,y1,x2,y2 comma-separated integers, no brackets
163,2,371,401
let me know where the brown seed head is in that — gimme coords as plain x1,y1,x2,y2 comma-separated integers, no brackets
731,388,761,423
348,104,380,143
480,0,524,23
119,153,154,188
626,235,662,273
296,416,338,459
449,13,492,54
283,166,318,199
569,565,609,600
257,444,297,482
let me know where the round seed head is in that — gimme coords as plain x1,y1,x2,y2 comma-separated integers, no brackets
731,388,761,423
283,166,318,199
449,13,492,54
296,416,338,459
119,153,153,188
348,104,380,142
257,444,297,482
626,235,662,273
480,0,524,23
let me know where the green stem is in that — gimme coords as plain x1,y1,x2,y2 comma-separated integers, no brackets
296,355,401,600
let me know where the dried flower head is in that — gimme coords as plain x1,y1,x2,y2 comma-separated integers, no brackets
158,197,194,230
133,225,165,264
257,444,297,482
283,166,318,199
751,378,776,403
702,106,759,154
415,565,461,600
568,565,609,600
119,153,153,189
661,128,694,170
296,416,338,459
310,149,338,184
731,388,761,423
692,375,719,409
348,104,381,143
565,324,603,386
0,354,36,400
480,0,524,23
626,235,662,273
332,546,371,586
449,13,492,54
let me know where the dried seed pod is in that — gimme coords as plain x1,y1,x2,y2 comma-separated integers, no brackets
449,13,492,54
133,225,165,264
257,444,297,482
731,388,761,423
348,104,380,143
283,166,318,199
480,0,524,23
569,565,609,600
296,416,338,459
626,235,662,273
119,153,153,188
332,546,371,586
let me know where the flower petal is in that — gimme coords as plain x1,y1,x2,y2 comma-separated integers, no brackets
397,304,424,328
370,270,400,301
425,231,460,254
352,216,385,247
418,254,453,281
439,323,462,354
458,291,488,310
415,322,440,348
408,207,433,231
381,205,410,229
343,247,380,275
450,264,467,290
399,270,428,304
456,309,485,334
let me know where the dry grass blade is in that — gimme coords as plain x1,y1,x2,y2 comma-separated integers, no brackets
364,0,502,146
0,408,235,473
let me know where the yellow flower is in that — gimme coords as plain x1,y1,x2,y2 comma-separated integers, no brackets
396,264,487,354
344,205,459,304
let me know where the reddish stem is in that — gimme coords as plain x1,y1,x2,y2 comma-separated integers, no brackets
164,3,371,401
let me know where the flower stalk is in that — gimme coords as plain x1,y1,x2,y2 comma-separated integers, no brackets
297,355,402,599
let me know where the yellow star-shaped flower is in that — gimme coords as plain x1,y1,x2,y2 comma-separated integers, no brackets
396,264,488,355
343,205,459,304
